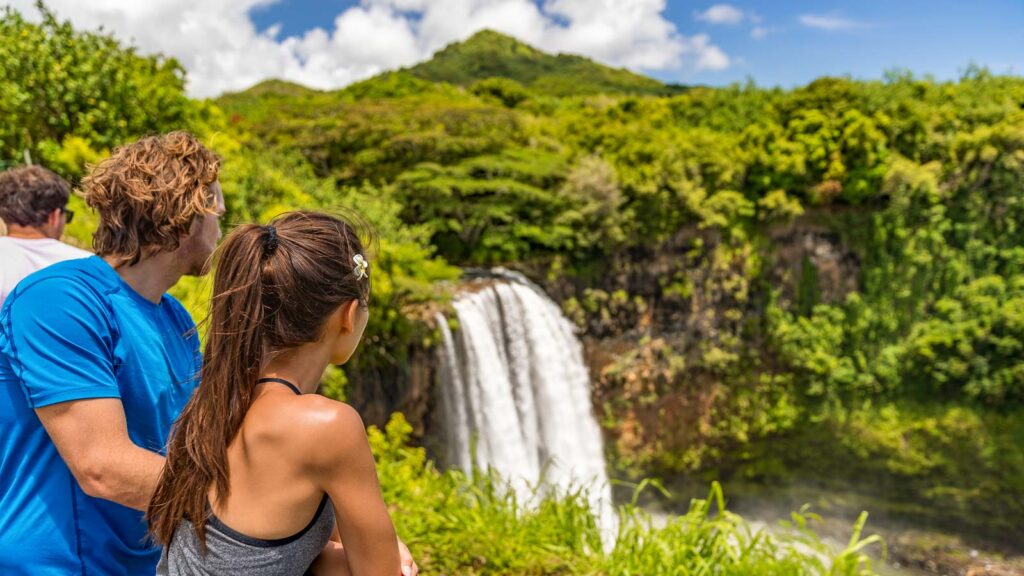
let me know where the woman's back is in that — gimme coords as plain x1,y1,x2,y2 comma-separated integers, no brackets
158,380,339,576
212,382,337,539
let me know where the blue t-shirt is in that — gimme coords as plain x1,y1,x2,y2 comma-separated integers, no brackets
0,256,201,575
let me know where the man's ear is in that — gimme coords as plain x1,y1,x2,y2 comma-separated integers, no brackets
47,208,62,228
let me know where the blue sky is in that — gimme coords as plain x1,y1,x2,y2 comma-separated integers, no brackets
11,0,1022,96
250,0,1024,88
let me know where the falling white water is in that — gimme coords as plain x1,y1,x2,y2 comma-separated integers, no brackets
434,271,617,544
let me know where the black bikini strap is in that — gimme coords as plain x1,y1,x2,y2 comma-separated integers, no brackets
256,377,302,395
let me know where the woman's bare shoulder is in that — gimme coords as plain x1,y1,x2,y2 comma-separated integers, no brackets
265,394,370,468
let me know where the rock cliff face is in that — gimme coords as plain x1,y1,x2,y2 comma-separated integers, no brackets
560,214,859,474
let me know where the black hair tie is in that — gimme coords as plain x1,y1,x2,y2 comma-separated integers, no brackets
264,225,279,255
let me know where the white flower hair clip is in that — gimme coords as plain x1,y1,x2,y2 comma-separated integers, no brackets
353,254,369,280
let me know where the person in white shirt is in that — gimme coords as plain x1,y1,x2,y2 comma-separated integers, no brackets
0,166,91,308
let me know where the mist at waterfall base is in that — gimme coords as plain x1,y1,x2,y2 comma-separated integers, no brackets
434,271,617,545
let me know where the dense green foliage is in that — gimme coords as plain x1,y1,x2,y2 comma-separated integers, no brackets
0,4,191,174
219,60,1024,544
5,3,1024,565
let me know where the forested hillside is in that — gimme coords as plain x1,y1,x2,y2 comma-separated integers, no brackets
214,32,1024,546
4,4,1024,572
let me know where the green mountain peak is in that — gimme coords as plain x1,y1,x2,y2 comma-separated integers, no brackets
406,29,681,97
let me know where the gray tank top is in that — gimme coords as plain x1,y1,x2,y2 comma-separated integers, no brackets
158,377,335,575
157,494,335,576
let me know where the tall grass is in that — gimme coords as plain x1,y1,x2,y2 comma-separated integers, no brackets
370,414,883,575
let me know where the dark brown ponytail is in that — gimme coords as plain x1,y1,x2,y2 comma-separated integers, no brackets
148,211,372,546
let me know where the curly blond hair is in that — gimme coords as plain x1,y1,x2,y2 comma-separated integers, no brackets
80,131,221,266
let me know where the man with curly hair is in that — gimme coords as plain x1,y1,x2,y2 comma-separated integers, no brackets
0,166,91,307
0,132,224,575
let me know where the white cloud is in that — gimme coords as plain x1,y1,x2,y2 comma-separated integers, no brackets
695,4,744,25
686,34,730,71
798,14,867,31
4,0,734,97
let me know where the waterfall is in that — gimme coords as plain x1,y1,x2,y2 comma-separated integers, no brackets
435,271,616,541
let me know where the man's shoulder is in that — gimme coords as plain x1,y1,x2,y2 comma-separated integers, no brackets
0,259,118,350
8,257,115,311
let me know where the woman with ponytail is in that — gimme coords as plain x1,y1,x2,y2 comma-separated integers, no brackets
148,211,412,576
